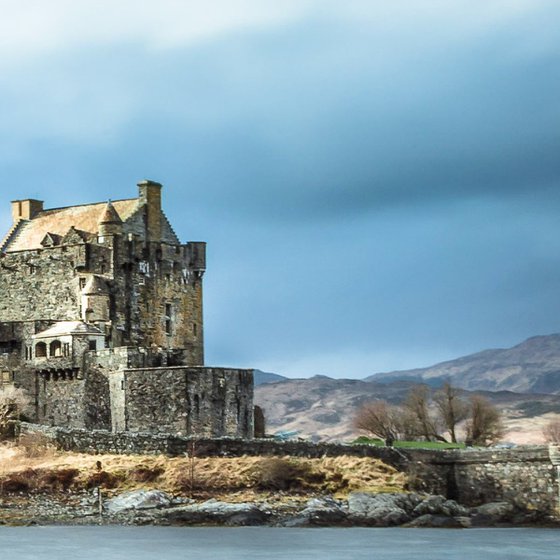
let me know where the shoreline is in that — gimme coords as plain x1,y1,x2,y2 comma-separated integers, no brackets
1,489,557,529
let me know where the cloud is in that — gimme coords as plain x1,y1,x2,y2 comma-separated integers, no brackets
1,2,560,376
0,0,316,61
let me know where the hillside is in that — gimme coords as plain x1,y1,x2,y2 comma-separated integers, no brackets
253,370,287,386
254,334,560,443
368,334,560,394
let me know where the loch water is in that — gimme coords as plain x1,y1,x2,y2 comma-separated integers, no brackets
0,526,557,559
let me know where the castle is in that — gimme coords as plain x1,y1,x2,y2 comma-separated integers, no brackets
0,181,254,438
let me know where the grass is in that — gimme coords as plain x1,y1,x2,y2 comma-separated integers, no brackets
352,436,465,449
0,440,408,500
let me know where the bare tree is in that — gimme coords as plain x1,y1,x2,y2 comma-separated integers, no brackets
465,395,504,446
353,400,402,445
543,418,560,443
433,383,469,443
0,386,29,435
403,385,446,442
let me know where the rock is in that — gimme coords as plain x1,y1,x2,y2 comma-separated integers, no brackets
105,490,173,513
279,496,347,527
471,502,515,526
161,500,268,526
413,495,469,517
405,514,471,528
347,492,423,526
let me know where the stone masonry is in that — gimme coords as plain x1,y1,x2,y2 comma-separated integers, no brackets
0,181,254,438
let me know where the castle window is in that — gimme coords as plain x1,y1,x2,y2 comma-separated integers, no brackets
89,340,97,352
194,394,200,415
100,264,106,274
165,304,173,335
49,340,62,357
193,322,197,337
63,343,70,357
28,265,37,275
35,342,47,358
79,278,86,290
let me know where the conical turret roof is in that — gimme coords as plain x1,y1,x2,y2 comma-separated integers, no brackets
98,201,123,225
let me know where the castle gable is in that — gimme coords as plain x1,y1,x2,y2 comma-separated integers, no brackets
3,198,139,252
40,232,62,247
61,226,90,245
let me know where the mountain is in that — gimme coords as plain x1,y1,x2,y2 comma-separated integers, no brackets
253,369,288,386
254,376,560,443
254,334,560,443
367,334,560,394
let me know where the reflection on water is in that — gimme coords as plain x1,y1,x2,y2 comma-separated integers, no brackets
0,526,557,560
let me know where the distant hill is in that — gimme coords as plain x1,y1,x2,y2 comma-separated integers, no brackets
253,369,287,386
254,376,560,443
368,334,560,394
254,334,560,443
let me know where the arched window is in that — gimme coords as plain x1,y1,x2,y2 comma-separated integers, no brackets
35,342,47,358
49,340,62,357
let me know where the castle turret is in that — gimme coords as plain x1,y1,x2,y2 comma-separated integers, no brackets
98,201,123,238
81,275,111,323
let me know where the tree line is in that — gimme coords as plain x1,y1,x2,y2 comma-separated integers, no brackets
353,383,504,447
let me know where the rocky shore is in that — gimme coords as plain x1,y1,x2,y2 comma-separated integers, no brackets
0,489,555,528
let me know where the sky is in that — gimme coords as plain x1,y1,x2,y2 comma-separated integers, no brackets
1,1,560,378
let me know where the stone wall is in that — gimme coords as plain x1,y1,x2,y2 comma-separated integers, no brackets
0,245,84,322
18,423,409,466
122,366,254,438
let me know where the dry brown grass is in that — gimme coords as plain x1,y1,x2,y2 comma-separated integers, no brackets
0,442,407,499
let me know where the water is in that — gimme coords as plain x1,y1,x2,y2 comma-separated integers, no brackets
0,527,557,559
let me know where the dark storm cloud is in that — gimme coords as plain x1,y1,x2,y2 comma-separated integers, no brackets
2,8,560,221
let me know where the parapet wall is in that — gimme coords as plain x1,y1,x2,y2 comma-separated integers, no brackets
19,423,560,514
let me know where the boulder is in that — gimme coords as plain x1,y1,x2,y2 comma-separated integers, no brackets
161,500,268,526
105,490,173,513
347,492,423,526
471,502,515,526
413,495,469,517
280,497,347,527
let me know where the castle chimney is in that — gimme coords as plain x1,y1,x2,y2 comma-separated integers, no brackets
137,180,162,241
11,199,44,222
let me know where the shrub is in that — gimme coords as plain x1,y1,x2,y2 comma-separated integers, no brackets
251,458,319,491
130,465,165,483
85,470,123,489
38,468,80,491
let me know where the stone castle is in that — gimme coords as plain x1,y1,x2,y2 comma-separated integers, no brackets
0,181,254,437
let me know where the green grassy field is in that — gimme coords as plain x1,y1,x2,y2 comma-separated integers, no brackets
352,436,465,449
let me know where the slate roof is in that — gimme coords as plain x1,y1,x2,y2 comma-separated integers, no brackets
33,321,104,339
5,198,138,252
